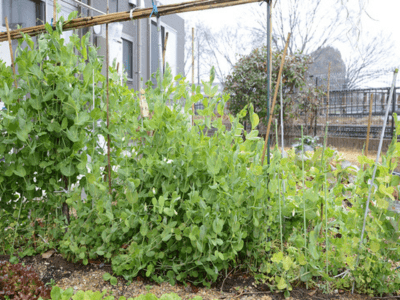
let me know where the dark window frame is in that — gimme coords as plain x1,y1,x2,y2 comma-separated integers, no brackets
122,38,133,80
2,0,45,29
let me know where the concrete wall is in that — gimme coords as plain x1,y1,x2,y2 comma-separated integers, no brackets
92,0,185,91
0,0,184,92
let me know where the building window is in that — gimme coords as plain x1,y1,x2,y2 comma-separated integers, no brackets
123,39,133,79
2,0,45,29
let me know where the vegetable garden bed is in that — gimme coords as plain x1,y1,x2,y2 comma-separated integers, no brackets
1,17,400,300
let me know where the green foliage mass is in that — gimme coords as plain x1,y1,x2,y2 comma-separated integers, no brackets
1,15,400,297
0,14,271,287
224,47,312,126
40,287,202,300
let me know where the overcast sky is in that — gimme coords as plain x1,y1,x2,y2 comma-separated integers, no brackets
173,0,400,62
161,0,400,84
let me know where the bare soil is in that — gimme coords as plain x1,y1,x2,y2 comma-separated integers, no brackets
0,253,379,300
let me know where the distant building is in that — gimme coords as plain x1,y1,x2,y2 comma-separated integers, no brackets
307,46,347,90
0,0,185,109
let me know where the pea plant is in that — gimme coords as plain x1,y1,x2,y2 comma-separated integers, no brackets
1,14,400,297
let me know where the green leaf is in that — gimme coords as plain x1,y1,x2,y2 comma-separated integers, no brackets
74,112,90,126
271,251,284,263
246,130,260,141
158,196,165,214
277,276,287,290
66,126,80,142
250,112,259,129
209,66,215,85
50,286,62,300
282,256,293,271
110,276,118,286
13,165,26,177
60,163,76,177
140,224,148,237
212,217,224,235
370,241,380,253
86,173,95,184
103,272,112,281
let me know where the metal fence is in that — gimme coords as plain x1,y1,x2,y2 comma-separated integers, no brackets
285,87,400,150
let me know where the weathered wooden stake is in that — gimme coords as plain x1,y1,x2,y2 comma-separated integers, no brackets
365,93,374,157
325,62,331,127
53,0,57,24
162,32,169,69
5,17,18,91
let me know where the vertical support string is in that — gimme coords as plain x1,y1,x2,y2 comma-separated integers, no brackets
192,27,195,126
279,75,285,207
266,0,272,165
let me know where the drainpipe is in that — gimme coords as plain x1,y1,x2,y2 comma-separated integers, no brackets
147,17,151,84
137,0,143,89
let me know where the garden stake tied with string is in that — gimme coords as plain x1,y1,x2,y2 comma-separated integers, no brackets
139,89,154,138
261,32,291,166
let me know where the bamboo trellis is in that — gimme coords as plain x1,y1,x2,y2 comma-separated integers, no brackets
0,0,262,43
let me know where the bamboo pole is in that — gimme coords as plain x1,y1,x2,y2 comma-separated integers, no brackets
365,93,374,157
106,1,112,195
261,32,291,166
0,0,261,43
192,27,195,126
54,0,57,24
325,62,331,127
162,32,169,69
5,18,18,90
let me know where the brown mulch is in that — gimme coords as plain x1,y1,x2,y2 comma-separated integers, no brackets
0,253,381,300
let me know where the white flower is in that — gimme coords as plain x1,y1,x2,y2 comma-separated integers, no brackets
152,188,156,194
122,137,125,141
167,159,173,164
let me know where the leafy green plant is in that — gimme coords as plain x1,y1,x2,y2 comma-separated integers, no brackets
103,273,118,286
40,287,201,300
224,47,312,127
2,12,400,297
292,135,321,152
